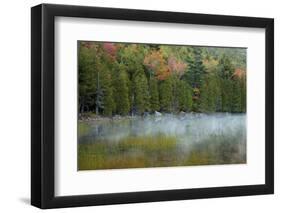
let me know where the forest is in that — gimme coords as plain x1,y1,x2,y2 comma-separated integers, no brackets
78,41,246,116
78,41,247,170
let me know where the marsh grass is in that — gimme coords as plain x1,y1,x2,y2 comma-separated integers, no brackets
78,133,246,170
78,121,91,137
78,114,246,170
183,135,246,166
78,134,178,170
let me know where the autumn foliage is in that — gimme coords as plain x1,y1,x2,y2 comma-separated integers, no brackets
103,42,118,58
79,41,247,115
144,51,171,80
232,68,246,79
168,56,187,77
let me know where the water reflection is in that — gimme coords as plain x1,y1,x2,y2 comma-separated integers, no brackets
78,113,246,170
79,113,246,145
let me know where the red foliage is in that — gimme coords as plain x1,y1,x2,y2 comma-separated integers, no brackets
232,68,246,79
81,41,94,49
103,43,118,58
168,56,187,77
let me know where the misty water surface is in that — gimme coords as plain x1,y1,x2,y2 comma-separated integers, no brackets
78,113,246,170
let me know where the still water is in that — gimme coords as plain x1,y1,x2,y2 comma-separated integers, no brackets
78,113,246,170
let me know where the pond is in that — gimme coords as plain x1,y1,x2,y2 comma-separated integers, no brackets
78,113,246,170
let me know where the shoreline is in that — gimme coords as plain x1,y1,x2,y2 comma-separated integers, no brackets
78,112,246,123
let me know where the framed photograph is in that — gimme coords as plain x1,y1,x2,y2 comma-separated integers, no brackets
31,4,274,209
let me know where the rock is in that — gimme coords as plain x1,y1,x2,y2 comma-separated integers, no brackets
113,115,122,120
155,111,162,116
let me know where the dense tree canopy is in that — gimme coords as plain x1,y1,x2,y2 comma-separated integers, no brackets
78,41,246,116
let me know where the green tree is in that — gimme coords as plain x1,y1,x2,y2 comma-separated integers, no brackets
200,75,220,112
99,66,115,116
184,48,206,111
240,76,246,112
114,64,130,115
231,78,242,113
218,54,235,79
217,55,237,112
78,43,100,113
177,81,193,112
118,45,148,112
95,70,104,115
159,78,173,112
221,79,232,112
133,72,150,114
186,48,206,88
149,77,160,112
78,41,247,116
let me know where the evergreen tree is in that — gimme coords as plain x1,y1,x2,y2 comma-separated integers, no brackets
149,77,160,112
216,54,236,112
159,78,173,112
240,76,246,112
200,75,220,112
78,41,247,116
218,54,235,79
184,48,206,111
78,43,99,113
114,64,130,115
100,66,115,116
177,81,193,112
231,78,242,113
221,79,232,112
133,72,150,115
186,48,206,88
95,71,104,115
118,45,147,113
171,77,180,112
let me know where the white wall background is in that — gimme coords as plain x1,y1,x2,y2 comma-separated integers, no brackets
0,0,279,212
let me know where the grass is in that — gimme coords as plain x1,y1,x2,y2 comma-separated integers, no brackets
119,135,177,152
78,133,246,170
78,134,178,170
78,122,91,138
78,118,246,170
183,134,246,166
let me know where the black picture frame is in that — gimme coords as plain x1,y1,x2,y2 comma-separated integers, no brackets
31,3,274,209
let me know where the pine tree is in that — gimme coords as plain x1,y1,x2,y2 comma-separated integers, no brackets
114,64,130,115
200,75,220,112
78,43,100,113
185,84,193,111
79,42,247,115
221,79,232,112
95,71,104,115
199,78,210,112
177,81,193,112
186,48,206,88
240,76,246,113
184,48,206,112
218,54,235,79
149,77,160,112
118,45,147,114
133,71,150,115
100,66,115,116
216,54,236,112
231,78,242,113
171,77,180,112
159,78,173,112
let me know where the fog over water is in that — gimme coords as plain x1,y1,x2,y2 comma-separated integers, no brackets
78,113,246,168
79,113,246,145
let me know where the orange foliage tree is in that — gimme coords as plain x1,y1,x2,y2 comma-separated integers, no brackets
143,51,171,80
